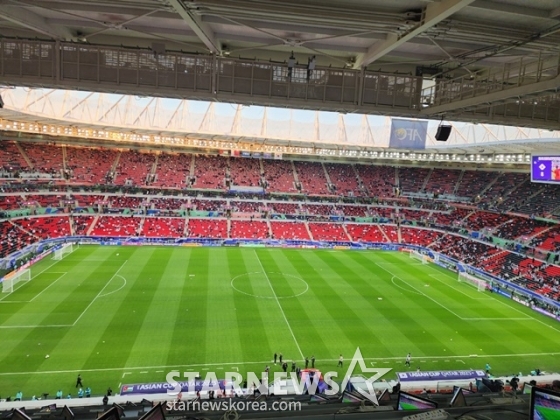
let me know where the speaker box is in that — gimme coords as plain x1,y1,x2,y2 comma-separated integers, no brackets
435,125,452,141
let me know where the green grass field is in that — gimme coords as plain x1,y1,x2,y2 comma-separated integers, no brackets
1,245,560,399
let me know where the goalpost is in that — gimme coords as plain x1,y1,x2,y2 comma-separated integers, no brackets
458,271,488,292
1,268,31,293
52,243,76,261
409,250,428,264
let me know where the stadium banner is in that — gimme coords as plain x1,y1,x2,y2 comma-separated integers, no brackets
121,380,225,395
228,185,265,194
397,370,486,382
389,119,428,149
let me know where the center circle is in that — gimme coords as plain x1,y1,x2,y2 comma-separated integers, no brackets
230,272,309,299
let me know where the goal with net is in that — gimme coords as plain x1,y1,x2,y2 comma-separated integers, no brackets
52,243,76,261
409,250,428,264
458,271,488,292
1,268,31,293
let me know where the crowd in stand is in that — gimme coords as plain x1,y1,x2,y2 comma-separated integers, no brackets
2,140,560,302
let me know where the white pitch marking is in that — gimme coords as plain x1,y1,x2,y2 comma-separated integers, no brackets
72,260,128,326
253,250,304,360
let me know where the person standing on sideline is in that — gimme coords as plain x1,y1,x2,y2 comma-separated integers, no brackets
279,353,283,364
338,355,344,368
76,374,83,388
305,356,309,369
291,361,296,372
274,353,278,364
56,390,63,399
485,363,491,374
282,362,288,373
311,355,315,368
405,353,411,367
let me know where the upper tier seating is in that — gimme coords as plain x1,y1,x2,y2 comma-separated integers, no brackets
398,167,431,193
192,155,227,190
325,163,362,197
355,165,395,197
423,169,462,195
294,161,330,195
152,153,191,188
455,170,496,198
19,142,63,175
229,157,262,187
0,141,29,172
262,160,297,193
66,147,119,184
463,211,511,232
480,172,527,205
114,151,156,186
494,217,549,240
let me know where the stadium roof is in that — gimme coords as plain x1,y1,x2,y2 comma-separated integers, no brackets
1,0,560,151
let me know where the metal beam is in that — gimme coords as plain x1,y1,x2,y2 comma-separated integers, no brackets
469,0,550,19
0,5,74,40
164,0,221,54
354,0,477,69
421,73,560,116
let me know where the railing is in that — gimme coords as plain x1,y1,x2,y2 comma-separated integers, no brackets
0,39,421,113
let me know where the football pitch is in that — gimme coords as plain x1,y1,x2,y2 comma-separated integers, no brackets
1,245,560,398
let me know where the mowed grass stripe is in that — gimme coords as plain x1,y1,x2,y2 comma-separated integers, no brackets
124,247,191,369
80,248,170,370
312,250,398,356
257,249,332,362
204,249,244,365
342,250,462,358
167,248,208,366
4,247,560,398
165,248,195,365
373,252,536,357
228,248,274,364
362,252,503,356
243,250,302,361
281,249,381,360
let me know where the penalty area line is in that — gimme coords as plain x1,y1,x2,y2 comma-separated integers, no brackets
71,260,128,326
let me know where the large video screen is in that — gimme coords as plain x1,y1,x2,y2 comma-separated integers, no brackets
531,387,560,420
531,155,560,184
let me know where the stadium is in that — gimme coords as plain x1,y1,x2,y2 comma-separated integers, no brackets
1,0,560,419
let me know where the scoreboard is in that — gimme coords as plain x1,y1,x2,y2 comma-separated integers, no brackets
531,155,560,184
